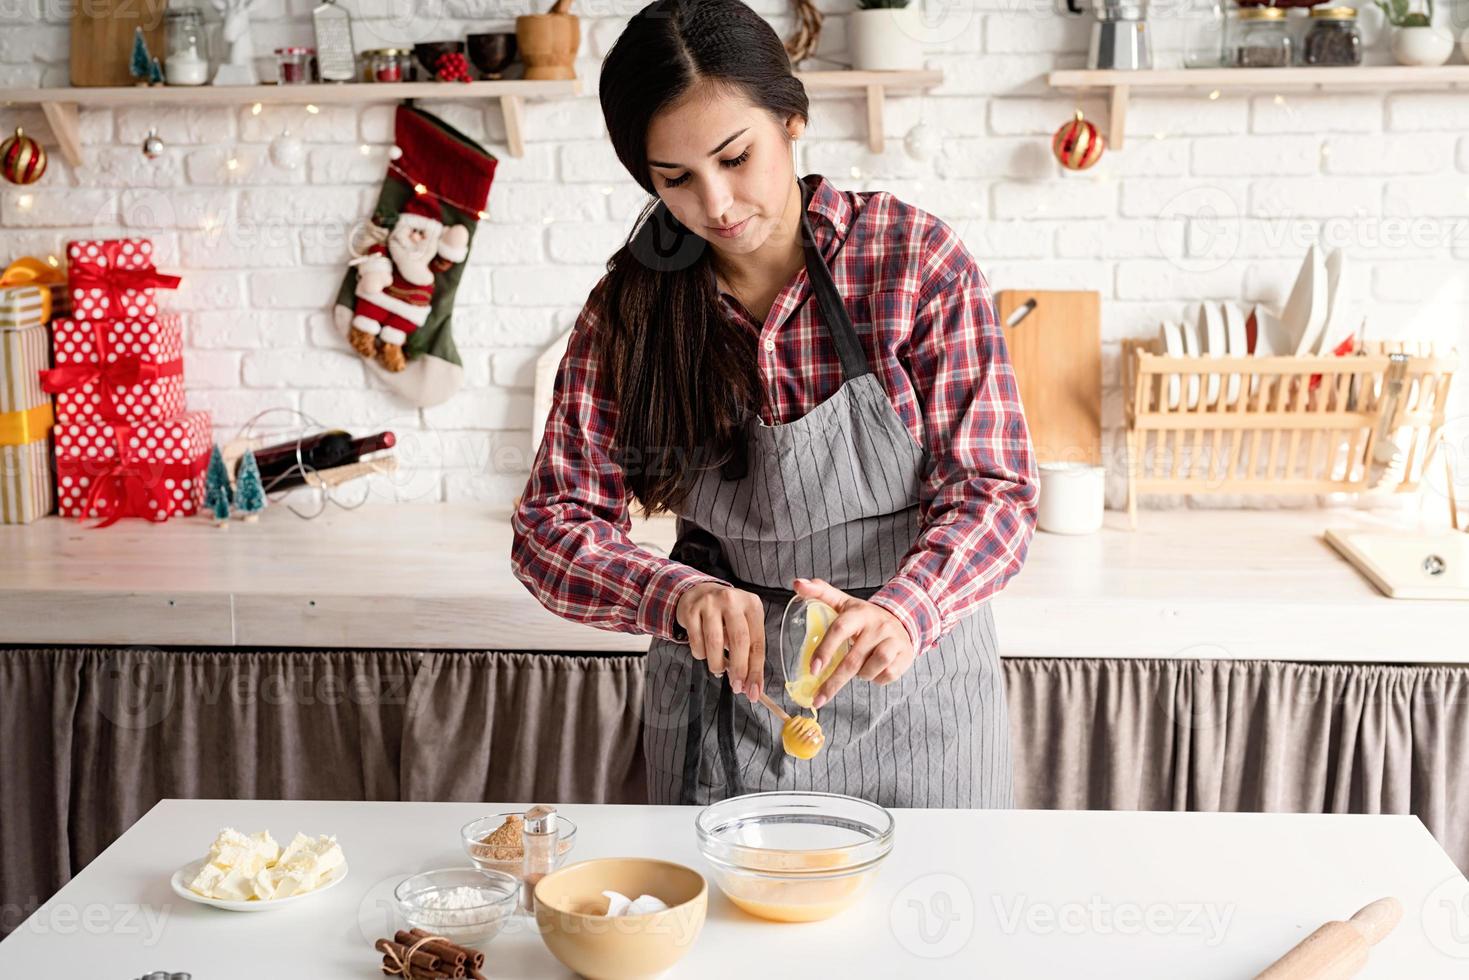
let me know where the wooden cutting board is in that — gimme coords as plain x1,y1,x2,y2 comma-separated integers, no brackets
997,289,1102,466
70,0,169,87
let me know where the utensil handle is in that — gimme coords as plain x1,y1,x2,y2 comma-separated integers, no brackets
756,691,790,722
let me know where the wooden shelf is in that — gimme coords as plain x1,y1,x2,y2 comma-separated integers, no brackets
1048,65,1469,149
0,79,581,162
798,69,944,152
0,69,941,167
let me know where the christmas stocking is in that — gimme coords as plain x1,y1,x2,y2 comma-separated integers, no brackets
332,105,498,408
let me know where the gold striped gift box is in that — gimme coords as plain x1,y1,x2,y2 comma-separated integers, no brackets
1,284,55,524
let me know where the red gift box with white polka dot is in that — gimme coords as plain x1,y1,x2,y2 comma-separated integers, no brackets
47,314,186,424
65,238,180,322
54,410,212,522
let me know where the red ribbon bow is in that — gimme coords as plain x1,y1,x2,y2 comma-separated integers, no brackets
38,320,184,421
72,422,206,528
69,240,180,316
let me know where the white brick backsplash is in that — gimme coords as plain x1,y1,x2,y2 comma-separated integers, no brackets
248,268,344,308
489,184,608,225
244,349,367,388
1371,262,1469,304
471,223,548,265
805,140,930,179
1384,178,1469,219
1323,134,1456,176
239,105,357,143
953,219,1054,260
490,265,603,306
181,229,301,269
1115,260,1245,301
2,189,116,227
989,97,1108,136
1190,136,1322,178
170,273,247,312
1056,220,1185,260
239,186,373,225
985,260,1111,295
184,351,245,389
991,179,1115,219
547,223,625,264
187,389,302,429
937,138,1058,180
491,348,539,389
984,12,1090,54
0,6,1465,511
522,96,609,142
1249,178,1381,219
1251,93,1382,135
1126,97,1249,139
1119,178,1248,220
929,53,1058,99
116,108,236,146
306,145,386,185
183,145,308,187
559,141,625,182
1387,93,1469,132
453,306,566,348
189,311,306,349
423,388,534,429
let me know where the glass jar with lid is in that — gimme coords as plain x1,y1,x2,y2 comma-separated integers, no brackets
1233,6,1292,68
164,8,209,86
1302,6,1362,65
275,46,314,84
363,48,411,82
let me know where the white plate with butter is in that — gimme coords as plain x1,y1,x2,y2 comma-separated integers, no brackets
169,857,349,912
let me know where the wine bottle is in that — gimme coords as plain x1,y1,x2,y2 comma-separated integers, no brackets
252,430,396,492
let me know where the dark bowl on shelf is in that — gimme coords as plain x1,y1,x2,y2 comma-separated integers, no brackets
413,40,466,79
467,32,518,79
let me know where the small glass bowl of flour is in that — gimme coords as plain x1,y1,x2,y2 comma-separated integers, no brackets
394,868,520,945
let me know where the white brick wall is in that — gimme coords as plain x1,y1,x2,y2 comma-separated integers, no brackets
3,1,1468,510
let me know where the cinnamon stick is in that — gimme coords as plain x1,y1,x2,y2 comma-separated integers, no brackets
379,956,451,980
402,928,476,969
375,938,442,973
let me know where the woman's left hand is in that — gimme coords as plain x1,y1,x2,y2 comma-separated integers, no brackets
793,577,916,709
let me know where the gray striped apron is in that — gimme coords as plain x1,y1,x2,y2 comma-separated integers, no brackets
641,176,1013,809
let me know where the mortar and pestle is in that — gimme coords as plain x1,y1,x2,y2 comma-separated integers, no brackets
515,0,578,80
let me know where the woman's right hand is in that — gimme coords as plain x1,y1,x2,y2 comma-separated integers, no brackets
675,583,765,704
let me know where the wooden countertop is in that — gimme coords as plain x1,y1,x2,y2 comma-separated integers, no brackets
0,502,1463,662
1,798,1465,977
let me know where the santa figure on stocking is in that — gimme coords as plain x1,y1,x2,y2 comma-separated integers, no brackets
347,194,470,373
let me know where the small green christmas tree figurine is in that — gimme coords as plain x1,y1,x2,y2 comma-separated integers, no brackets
129,27,153,85
204,444,234,528
234,448,267,523
149,56,164,85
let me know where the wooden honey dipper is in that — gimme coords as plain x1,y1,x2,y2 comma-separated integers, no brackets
1254,897,1403,980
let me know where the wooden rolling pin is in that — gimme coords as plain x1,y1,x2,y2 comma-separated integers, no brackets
1255,897,1403,980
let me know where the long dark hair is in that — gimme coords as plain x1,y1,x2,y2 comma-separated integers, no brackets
596,0,809,514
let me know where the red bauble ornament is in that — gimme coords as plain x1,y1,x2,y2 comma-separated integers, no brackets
1,127,47,185
1052,110,1104,171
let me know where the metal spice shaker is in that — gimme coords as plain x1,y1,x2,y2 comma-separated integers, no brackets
521,804,557,914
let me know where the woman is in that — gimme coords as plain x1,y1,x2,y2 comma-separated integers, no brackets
511,0,1037,808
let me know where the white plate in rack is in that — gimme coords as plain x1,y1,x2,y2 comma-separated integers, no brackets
169,857,349,912
1196,302,1225,407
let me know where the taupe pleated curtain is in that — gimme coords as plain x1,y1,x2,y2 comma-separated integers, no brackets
3,648,1467,939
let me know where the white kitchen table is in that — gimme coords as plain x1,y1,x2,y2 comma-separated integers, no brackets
2,799,1467,979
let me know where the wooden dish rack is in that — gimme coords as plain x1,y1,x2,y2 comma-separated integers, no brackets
1122,339,1458,526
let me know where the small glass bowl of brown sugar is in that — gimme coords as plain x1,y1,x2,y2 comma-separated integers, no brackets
461,812,578,879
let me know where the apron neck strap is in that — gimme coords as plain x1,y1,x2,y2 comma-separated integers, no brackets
797,176,871,382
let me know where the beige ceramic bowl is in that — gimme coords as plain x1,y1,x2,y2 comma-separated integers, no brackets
534,858,707,980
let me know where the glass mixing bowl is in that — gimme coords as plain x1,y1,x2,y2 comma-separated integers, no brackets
694,791,894,922
393,867,519,945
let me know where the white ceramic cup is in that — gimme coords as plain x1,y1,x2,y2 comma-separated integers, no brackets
1036,462,1106,535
